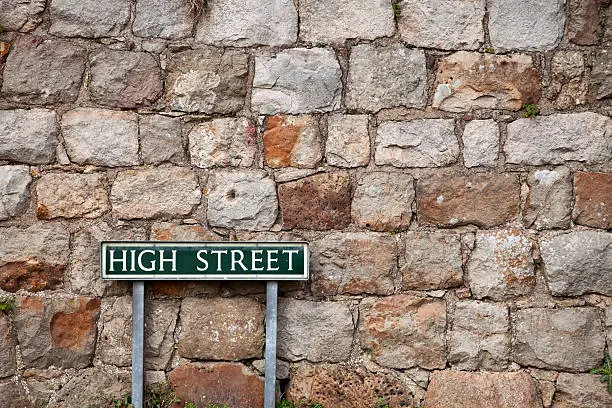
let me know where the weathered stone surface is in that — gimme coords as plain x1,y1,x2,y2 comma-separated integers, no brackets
524,167,572,229
89,50,162,108
568,0,605,45
325,114,370,168
432,52,541,112
505,112,610,165
488,0,565,51
0,165,31,220
207,171,277,230
0,0,46,32
549,51,588,109
263,116,322,168
62,108,139,167
133,0,194,40
111,167,200,219
398,0,485,49
178,297,265,360
0,223,69,292
375,119,459,167
310,232,396,295
36,173,109,219
145,300,180,370
151,222,220,242
417,173,520,228
400,231,463,291
574,172,611,229
0,109,59,164
196,0,297,46
346,44,427,112
554,373,612,407
468,230,535,300
0,314,16,378
449,301,509,370
252,48,342,114
189,117,257,168
97,296,132,367
0,379,28,408
1,37,86,104
359,295,446,369
140,115,185,165
166,48,248,114
49,0,131,38
278,172,351,230
462,120,499,168
278,299,353,362
607,307,612,351
512,307,605,371
540,231,612,297
299,0,394,43
591,50,611,100
14,297,100,369
425,371,540,408
169,363,264,408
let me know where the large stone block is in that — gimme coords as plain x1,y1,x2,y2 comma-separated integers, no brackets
263,116,322,169
573,172,611,229
346,44,427,112
505,112,610,165
512,307,605,371
375,119,459,168
133,0,194,40
549,51,588,109
196,0,298,46
524,167,572,230
144,300,180,370
140,115,185,165
432,52,541,112
554,373,612,407
62,108,139,167
0,165,31,220
36,173,109,219
110,167,201,219
591,50,611,100
0,109,59,164
0,314,16,378
325,114,370,168
96,296,132,367
49,0,131,38
0,379,28,408
462,120,499,168
252,48,342,114
567,0,605,45
359,295,446,369
310,232,396,295
0,0,46,32
278,299,353,363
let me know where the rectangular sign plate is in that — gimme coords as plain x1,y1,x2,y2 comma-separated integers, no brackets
101,241,309,281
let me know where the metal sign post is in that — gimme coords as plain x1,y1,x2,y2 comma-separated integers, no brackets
264,281,278,408
132,281,145,408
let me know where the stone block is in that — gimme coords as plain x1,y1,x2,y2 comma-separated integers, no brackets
0,0,46,32
462,119,499,168
140,115,185,165
325,114,370,168
0,379,28,408
573,172,612,229
49,0,131,38
263,116,322,169
567,0,605,45
0,165,31,220
144,300,180,370
549,51,588,109
36,173,109,219
591,50,611,100
554,373,612,407
0,109,59,164
96,296,132,367
133,0,194,40
524,167,572,230
0,314,16,378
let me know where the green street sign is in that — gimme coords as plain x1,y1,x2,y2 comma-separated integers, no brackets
100,241,309,280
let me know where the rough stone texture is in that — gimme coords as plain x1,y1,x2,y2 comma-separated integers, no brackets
144,300,180,370
607,307,612,352
0,314,16,378
252,48,342,114
346,44,427,112
505,113,610,165
425,371,540,408
207,171,277,230
400,231,463,291
524,167,573,230
1,37,86,104
49,0,131,38
263,116,322,168
398,0,485,50
196,0,298,46
151,222,220,242
540,231,612,297
359,295,446,369
97,296,132,367
0,379,28,408
567,0,605,45
36,173,109,219
189,117,257,168
417,173,520,228
488,0,566,51
299,0,394,43
0,109,59,164
178,297,264,360
111,167,200,219
591,50,611,100
278,172,351,230
325,114,370,168
310,232,396,295
0,165,31,220
467,230,535,301
432,52,541,112
512,307,605,372
375,119,459,167
169,363,264,408
278,299,353,362
462,120,499,168
166,48,248,114
449,301,510,370
573,172,611,229
89,50,162,108
549,51,588,109
0,0,46,32
351,172,414,231
62,108,139,167
554,373,612,407
0,223,69,292
140,115,185,165
133,0,194,40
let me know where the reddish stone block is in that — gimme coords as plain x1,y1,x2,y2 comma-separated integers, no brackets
263,115,322,168
567,0,605,45
573,172,611,229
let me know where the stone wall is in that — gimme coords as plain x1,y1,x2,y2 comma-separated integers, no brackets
0,0,610,407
